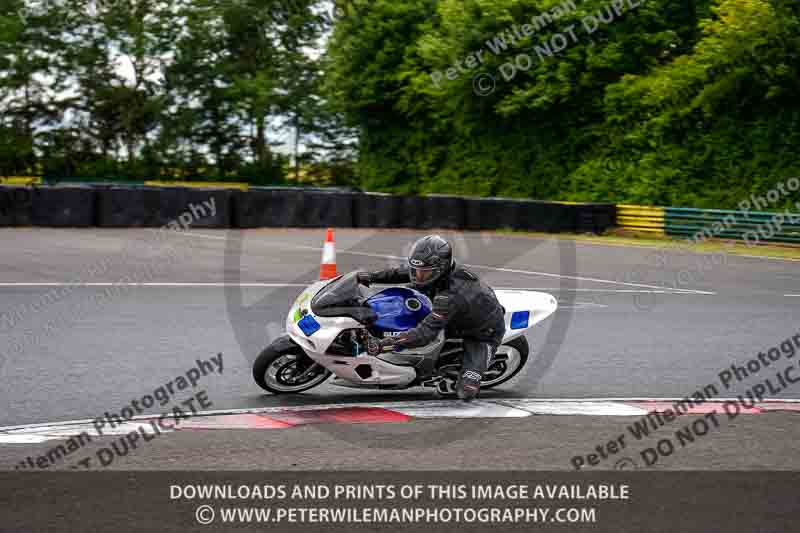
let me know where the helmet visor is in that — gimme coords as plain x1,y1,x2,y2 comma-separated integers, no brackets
409,265,441,285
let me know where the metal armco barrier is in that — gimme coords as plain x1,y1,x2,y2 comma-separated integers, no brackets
144,180,249,190
618,204,800,244
616,204,666,235
0,185,616,234
0,176,42,186
665,207,800,244
6,184,798,244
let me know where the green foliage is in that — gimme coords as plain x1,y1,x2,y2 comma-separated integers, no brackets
325,0,800,208
3,0,799,201
0,0,351,184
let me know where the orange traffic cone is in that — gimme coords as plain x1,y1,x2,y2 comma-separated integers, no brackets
319,228,337,280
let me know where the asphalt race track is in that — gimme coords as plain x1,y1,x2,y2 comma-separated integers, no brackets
1,227,799,470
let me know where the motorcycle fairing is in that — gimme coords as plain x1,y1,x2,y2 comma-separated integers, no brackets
365,287,432,337
284,273,557,388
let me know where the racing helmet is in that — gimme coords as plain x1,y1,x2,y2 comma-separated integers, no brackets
407,235,454,288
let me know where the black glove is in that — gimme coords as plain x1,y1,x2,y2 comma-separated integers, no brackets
367,335,394,356
356,272,371,286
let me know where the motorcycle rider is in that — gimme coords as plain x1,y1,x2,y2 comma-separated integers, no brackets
357,235,506,401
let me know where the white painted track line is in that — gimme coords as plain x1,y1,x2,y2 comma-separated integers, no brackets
180,232,715,295
737,254,800,262
0,282,307,288
498,400,647,416
383,401,531,418
3,398,800,433
0,284,705,295
497,288,712,294
463,264,714,295
179,230,800,263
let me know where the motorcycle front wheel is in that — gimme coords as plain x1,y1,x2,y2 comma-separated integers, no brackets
253,335,332,394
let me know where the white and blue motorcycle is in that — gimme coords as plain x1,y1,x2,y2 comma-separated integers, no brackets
252,271,557,396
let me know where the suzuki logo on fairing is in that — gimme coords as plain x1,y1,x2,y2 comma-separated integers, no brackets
410,259,425,266
383,331,403,337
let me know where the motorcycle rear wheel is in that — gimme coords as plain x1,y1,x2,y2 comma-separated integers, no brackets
480,335,529,389
433,335,529,396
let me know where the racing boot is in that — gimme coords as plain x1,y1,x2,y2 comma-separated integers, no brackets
457,338,499,402
456,369,482,402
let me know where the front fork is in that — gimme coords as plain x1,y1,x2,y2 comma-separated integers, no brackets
292,361,324,382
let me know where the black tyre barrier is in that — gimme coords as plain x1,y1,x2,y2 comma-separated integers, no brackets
30,187,95,227
142,188,233,228
525,201,580,233
234,189,354,228
464,197,525,230
95,186,232,228
96,187,166,227
3,185,616,234
0,187,34,226
575,203,616,233
464,198,597,233
463,197,488,231
232,189,274,228
182,189,232,228
299,191,355,228
352,193,405,228
420,195,467,229
149,187,185,226
398,195,427,229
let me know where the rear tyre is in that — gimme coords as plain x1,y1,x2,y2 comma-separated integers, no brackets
480,335,529,389
253,335,332,394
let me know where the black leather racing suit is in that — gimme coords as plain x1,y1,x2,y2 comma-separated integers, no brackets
364,264,506,393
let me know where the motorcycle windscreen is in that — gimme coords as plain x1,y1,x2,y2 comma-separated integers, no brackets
311,271,362,312
310,272,378,324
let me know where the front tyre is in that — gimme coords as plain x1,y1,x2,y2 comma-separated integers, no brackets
481,335,529,389
253,335,331,394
